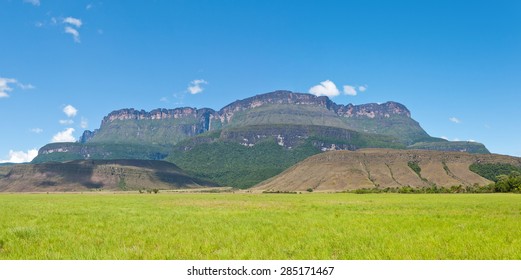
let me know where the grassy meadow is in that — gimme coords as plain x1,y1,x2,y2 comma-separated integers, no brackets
0,192,520,259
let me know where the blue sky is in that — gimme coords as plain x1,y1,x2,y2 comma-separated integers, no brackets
1,0,520,162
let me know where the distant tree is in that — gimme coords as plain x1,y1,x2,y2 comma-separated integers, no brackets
495,171,521,192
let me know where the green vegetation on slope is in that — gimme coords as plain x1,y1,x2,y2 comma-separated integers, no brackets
168,124,409,189
167,140,319,189
32,142,170,163
0,193,520,259
408,141,490,154
90,118,201,145
469,163,521,182
341,115,432,145
226,103,348,129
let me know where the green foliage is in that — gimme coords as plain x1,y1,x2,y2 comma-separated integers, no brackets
494,172,521,193
469,163,521,182
407,161,421,176
408,141,490,154
117,177,127,190
349,183,512,194
306,188,314,192
167,140,320,189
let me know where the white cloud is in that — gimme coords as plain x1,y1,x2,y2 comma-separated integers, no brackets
59,119,74,125
52,128,76,143
358,85,368,92
468,139,476,142
65,26,80,43
18,83,35,90
343,85,357,96
0,77,17,98
23,0,40,6
441,136,449,140
309,80,340,97
63,105,78,117
31,128,43,134
187,79,208,94
160,97,169,102
80,117,88,129
0,149,38,163
449,117,461,124
63,17,82,28
0,77,33,98
86,4,93,10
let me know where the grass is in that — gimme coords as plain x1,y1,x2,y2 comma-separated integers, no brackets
0,193,520,259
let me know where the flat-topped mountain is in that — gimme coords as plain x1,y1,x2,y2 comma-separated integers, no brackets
32,90,489,188
78,91,423,145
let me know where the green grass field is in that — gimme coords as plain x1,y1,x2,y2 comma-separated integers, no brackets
0,193,520,259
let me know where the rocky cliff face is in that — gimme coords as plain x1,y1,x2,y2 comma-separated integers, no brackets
217,90,411,123
85,90,413,142
335,101,411,119
101,107,218,125
34,90,489,166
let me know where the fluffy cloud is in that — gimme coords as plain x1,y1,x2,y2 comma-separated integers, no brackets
0,149,38,163
63,105,78,117
358,85,368,92
187,79,207,94
52,128,76,143
0,77,34,98
31,128,43,134
449,117,461,124
65,26,80,43
59,119,74,125
63,17,82,28
309,80,340,97
23,0,40,6
343,85,357,96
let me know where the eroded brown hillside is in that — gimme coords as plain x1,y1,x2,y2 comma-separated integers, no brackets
254,149,521,192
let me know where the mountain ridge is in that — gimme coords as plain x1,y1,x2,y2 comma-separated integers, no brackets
79,90,416,144
32,90,490,188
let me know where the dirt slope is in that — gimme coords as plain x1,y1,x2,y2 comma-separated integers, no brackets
0,159,218,192
253,149,521,192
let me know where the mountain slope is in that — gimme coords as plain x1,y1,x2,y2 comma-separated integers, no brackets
30,90,490,188
0,160,218,192
34,90,488,163
253,149,520,192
